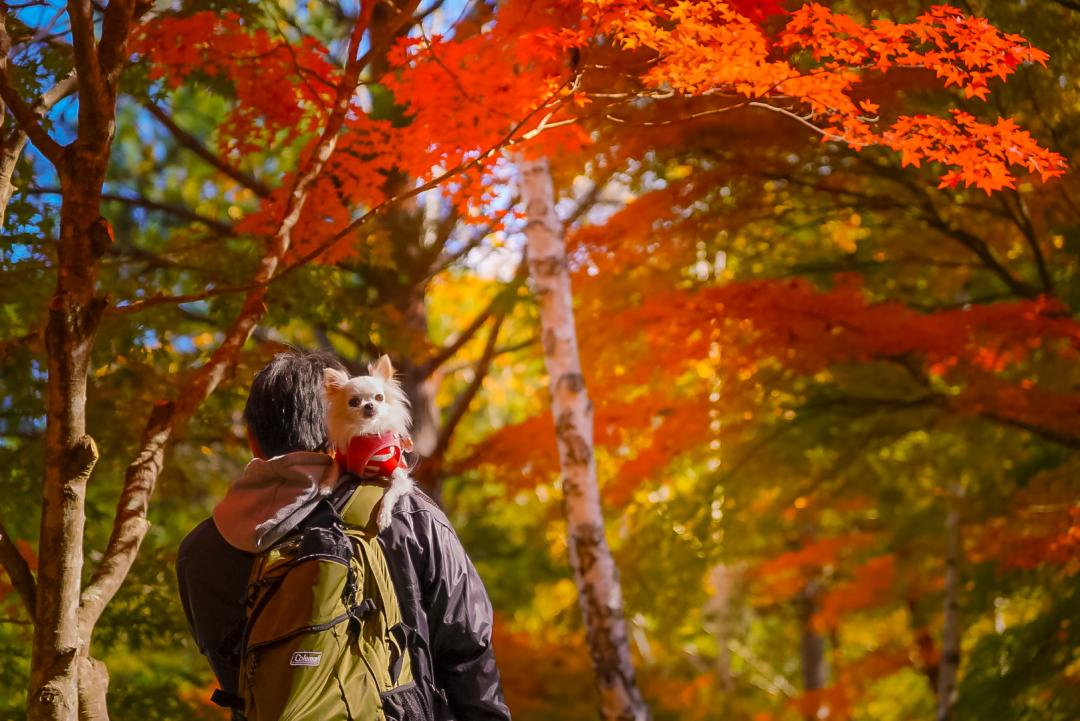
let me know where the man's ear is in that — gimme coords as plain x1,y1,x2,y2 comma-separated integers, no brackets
247,428,264,460
324,367,349,394
369,354,394,381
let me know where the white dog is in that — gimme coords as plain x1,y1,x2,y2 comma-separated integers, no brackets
323,355,414,529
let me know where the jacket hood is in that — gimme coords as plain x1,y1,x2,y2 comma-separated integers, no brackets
212,452,340,553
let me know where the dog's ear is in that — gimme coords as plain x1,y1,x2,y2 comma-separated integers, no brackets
323,368,349,394
369,354,394,381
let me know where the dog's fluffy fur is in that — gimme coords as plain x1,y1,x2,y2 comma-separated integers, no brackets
323,355,414,529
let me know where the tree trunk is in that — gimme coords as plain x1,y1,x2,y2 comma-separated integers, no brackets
517,155,650,721
17,5,374,717
937,498,962,721
29,150,110,721
76,656,110,721
704,565,736,690
402,292,441,458
796,578,827,720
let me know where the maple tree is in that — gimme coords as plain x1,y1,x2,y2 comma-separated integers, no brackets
0,1,1076,720
456,2,1076,721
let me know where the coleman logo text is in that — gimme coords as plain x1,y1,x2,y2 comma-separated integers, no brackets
290,651,322,667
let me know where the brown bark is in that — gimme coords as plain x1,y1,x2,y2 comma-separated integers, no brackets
0,516,37,619
29,135,113,720
937,498,962,721
21,2,144,716
517,155,649,721
0,73,77,228
796,578,827,710
76,657,109,721
403,290,441,460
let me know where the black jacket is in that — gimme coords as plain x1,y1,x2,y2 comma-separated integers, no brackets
176,485,511,721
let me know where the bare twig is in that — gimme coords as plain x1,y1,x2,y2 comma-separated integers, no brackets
978,411,1080,450
430,312,506,462
108,79,574,315
420,260,527,377
0,72,77,225
143,101,272,198
0,516,36,621
26,187,235,235
0,20,67,163
999,191,1054,296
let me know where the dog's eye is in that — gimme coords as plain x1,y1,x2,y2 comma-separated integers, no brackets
374,394,384,402
348,397,361,408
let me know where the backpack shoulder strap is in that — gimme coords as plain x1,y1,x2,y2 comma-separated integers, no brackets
333,476,386,533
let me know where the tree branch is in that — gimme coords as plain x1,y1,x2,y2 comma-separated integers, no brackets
0,21,68,164
923,217,1039,299
999,191,1054,296
102,72,574,313
281,73,575,272
0,516,36,621
26,187,235,235
67,0,110,135
1048,0,1080,12
98,0,142,84
863,158,1041,300
419,260,527,377
0,72,77,225
426,201,517,280
143,101,273,198
430,312,506,463
78,2,381,634
978,411,1080,451
177,306,285,348
440,334,537,375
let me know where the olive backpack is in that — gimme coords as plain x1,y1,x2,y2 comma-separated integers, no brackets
236,478,432,721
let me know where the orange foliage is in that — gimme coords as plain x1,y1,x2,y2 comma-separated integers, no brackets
455,390,715,503
492,621,596,720
752,534,877,603
971,504,1080,574
580,275,1079,438
132,1,1066,270
791,648,910,721
610,395,715,505
384,0,587,181
177,681,230,720
612,277,1079,375
454,410,560,488
131,1,595,263
813,555,897,631
131,13,338,155
642,672,719,720
577,1,1066,192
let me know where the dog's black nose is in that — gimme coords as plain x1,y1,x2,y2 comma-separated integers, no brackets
362,403,376,418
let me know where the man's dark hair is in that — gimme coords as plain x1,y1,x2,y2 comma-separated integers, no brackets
244,350,348,459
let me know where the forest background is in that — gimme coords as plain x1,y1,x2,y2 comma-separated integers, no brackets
1,1,1078,720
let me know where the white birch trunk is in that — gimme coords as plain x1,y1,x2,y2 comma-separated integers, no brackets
517,156,649,721
937,499,962,721
704,565,736,690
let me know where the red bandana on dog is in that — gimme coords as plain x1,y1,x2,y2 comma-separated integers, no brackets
336,432,408,479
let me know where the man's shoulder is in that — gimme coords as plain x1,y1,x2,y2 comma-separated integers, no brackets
178,517,253,570
392,488,456,534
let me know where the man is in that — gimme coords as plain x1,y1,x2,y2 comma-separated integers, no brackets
176,349,511,720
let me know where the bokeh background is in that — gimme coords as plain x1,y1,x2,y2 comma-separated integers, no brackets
2,1,1079,720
